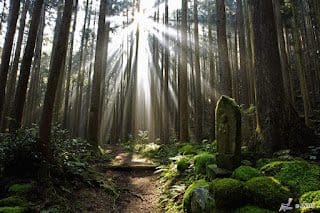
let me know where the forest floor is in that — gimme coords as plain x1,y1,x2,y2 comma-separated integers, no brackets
78,146,162,213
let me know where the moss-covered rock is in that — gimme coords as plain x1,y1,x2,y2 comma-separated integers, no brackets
234,205,274,213
194,153,215,175
177,157,191,173
244,177,291,210
260,160,320,195
300,190,320,212
179,145,197,155
232,166,261,181
8,183,32,195
206,164,217,181
190,187,215,213
183,180,210,213
210,178,244,209
0,206,27,213
0,197,27,207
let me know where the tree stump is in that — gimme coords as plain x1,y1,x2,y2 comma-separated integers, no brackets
215,95,241,170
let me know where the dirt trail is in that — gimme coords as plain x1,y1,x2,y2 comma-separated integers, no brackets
102,146,162,213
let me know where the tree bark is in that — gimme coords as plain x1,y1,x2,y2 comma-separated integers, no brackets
87,0,107,148
216,0,232,96
0,0,20,128
252,0,287,154
39,0,73,161
9,0,44,131
179,0,189,142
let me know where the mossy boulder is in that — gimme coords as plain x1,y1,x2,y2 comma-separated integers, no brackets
232,166,261,181
210,178,244,209
190,187,215,213
177,157,191,173
260,160,320,195
194,153,215,175
179,145,197,155
0,197,27,207
183,180,211,213
234,205,274,213
300,190,320,212
206,164,232,181
8,183,32,195
244,177,291,210
206,164,217,181
0,206,27,213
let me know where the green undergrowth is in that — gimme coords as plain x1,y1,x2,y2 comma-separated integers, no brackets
0,126,117,212
151,141,320,213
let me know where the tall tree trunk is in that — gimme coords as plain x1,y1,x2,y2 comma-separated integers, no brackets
87,0,107,148
163,0,169,143
63,0,78,129
237,0,248,106
179,0,189,142
0,0,20,128
24,6,45,127
39,0,73,161
291,0,311,126
1,0,29,131
252,0,287,154
216,0,232,96
273,0,293,104
9,0,44,131
193,0,202,142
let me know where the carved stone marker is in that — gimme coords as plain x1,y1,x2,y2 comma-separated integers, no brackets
215,95,241,170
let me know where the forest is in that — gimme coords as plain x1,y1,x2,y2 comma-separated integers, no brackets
0,0,320,212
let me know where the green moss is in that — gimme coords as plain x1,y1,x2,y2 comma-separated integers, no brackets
183,180,209,213
256,158,274,169
194,153,215,175
0,207,27,213
232,166,262,181
234,205,274,213
177,157,190,173
179,145,197,155
206,164,217,181
260,160,320,195
0,197,27,207
210,178,244,209
244,177,291,210
300,190,320,212
8,183,32,195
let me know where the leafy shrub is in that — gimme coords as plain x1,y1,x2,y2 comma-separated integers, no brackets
210,178,244,209
177,157,191,173
194,153,215,175
179,145,197,155
244,177,291,210
0,128,42,177
232,166,261,181
260,160,320,195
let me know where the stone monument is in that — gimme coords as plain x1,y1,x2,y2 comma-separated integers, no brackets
215,95,241,170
